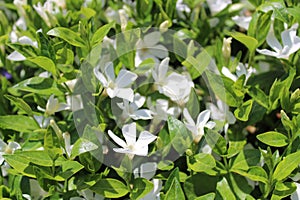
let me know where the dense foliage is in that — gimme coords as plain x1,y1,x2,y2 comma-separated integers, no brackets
0,0,300,199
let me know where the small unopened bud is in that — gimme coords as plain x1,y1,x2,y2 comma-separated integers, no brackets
222,37,232,62
50,119,63,142
185,149,193,156
159,20,169,33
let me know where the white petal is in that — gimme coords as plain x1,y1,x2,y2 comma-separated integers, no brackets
18,36,36,47
196,110,211,126
115,69,138,88
122,123,137,146
94,65,108,87
133,93,146,108
0,140,7,152
131,109,153,120
136,131,157,147
114,88,134,102
183,108,196,126
7,51,26,61
158,57,169,81
266,29,282,52
104,62,115,82
106,88,117,98
256,49,279,58
221,67,237,82
7,142,21,151
205,121,216,129
108,130,127,148
133,146,148,156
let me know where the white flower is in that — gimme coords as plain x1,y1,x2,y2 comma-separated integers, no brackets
108,122,157,159
221,63,256,84
291,182,300,200
152,57,169,93
206,0,232,15
133,162,162,200
117,93,153,121
94,62,138,102
232,15,252,30
33,0,65,27
183,108,216,143
0,139,21,165
147,98,180,122
135,32,168,66
176,0,191,19
206,99,236,133
257,23,300,59
162,72,194,106
42,94,69,115
7,36,38,61
64,79,83,111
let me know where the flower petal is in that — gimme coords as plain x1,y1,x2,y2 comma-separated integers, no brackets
122,123,137,146
266,28,282,52
115,69,138,88
114,88,134,102
108,130,127,148
131,109,153,120
196,110,211,127
94,65,108,87
183,108,196,127
136,131,157,147
157,57,169,81
104,62,115,82
148,44,168,59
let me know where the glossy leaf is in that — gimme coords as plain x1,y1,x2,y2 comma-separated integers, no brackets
90,178,129,198
47,27,86,47
0,115,39,132
257,131,288,147
273,151,300,181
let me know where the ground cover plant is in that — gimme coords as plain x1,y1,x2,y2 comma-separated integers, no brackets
0,0,300,199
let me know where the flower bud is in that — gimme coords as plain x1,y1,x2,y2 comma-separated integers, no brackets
159,20,169,33
222,37,232,62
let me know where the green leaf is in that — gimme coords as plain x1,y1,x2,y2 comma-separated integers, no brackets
195,193,215,200
273,7,289,24
257,131,288,147
216,177,236,200
271,182,297,200
58,160,84,180
130,178,154,200
4,95,33,115
91,22,114,46
27,56,57,76
229,32,258,53
232,166,268,184
247,86,269,109
90,178,129,198
231,149,261,171
70,138,98,159
204,128,227,156
189,153,216,172
273,151,300,181
168,116,192,155
165,179,185,199
234,99,253,121
186,88,200,119
9,77,64,96
173,36,187,62
287,7,300,23
37,31,56,62
47,27,86,47
165,168,180,192
183,50,211,79
0,115,39,132
184,173,219,199
248,11,272,46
